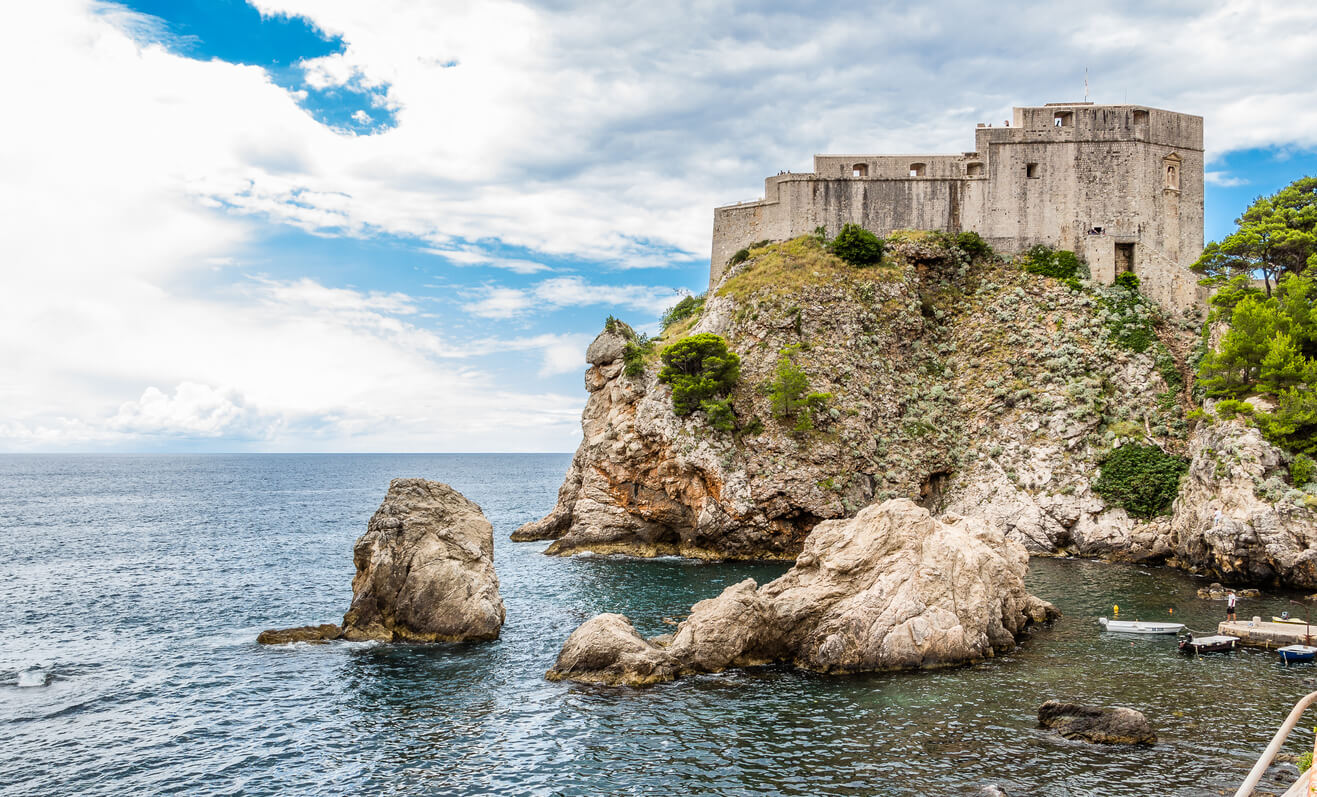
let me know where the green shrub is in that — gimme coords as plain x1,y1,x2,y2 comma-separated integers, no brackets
828,223,884,266
1257,387,1317,456
1114,272,1141,292
1093,444,1190,518
657,334,741,416
603,315,633,337
955,231,993,259
1300,747,1313,774
622,336,653,377
1291,453,1316,487
1214,399,1255,419
1023,244,1081,279
661,293,705,331
766,349,832,432
701,398,736,433
1100,284,1158,353
727,248,750,267
768,354,810,419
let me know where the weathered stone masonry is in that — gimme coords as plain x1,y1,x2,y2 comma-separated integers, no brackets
711,102,1205,311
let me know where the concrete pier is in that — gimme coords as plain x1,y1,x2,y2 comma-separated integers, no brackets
1217,619,1317,649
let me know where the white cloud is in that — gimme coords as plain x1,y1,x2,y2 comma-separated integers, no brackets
1205,171,1250,187
462,276,677,320
4,0,1317,451
109,383,278,439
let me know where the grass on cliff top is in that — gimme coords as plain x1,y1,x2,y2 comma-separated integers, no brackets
717,236,899,303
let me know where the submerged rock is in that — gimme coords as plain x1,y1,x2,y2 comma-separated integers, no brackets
1037,700,1156,745
341,479,505,642
256,624,341,645
547,499,1058,686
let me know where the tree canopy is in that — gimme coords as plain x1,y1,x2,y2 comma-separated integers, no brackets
657,334,741,417
1199,268,1317,454
1192,176,1317,295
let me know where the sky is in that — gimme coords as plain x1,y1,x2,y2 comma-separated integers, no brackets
2,1,1316,453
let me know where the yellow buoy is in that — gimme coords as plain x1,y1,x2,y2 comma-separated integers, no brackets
1113,604,1120,615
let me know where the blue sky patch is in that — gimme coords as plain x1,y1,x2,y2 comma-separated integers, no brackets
106,0,395,134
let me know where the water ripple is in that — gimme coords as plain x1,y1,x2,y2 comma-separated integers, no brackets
0,453,1313,796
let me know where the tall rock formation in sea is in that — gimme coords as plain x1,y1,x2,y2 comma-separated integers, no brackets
342,478,505,642
260,478,505,644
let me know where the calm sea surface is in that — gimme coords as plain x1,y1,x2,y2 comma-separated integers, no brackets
2,454,1315,796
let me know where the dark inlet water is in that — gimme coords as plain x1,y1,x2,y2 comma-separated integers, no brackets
2,454,1314,796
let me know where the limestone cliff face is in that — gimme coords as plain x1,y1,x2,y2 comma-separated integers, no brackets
1168,413,1317,587
518,235,1314,581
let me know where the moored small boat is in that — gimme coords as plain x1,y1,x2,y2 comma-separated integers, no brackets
1272,616,1309,625
1278,644,1317,664
1098,617,1185,635
1178,634,1238,655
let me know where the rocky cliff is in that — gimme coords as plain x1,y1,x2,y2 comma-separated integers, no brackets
518,233,1316,584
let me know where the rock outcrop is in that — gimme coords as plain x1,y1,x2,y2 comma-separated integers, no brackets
1037,700,1156,745
261,479,505,644
546,499,1058,686
516,235,1201,564
341,479,505,642
256,624,342,645
1168,416,1317,587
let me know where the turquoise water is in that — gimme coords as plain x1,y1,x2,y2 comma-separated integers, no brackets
2,454,1314,795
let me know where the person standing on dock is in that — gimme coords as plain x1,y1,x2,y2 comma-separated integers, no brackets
1227,590,1238,621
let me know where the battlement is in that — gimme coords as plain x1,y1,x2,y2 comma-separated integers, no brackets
711,102,1206,311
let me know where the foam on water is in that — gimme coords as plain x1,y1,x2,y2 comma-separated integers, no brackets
0,453,1313,796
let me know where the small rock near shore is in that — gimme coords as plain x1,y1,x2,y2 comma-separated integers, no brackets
257,624,342,645
1038,700,1156,745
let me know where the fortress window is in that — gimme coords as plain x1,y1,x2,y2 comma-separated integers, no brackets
852,163,868,177
966,162,984,177
909,162,926,177
1053,111,1073,127
1026,163,1040,179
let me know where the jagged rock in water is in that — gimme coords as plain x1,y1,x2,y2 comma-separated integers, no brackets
340,478,505,642
1169,417,1317,587
546,499,1058,686
1037,700,1156,745
256,623,342,645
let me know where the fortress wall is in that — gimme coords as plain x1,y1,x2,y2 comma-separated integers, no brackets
710,103,1206,310
782,178,968,239
813,155,974,180
710,198,791,286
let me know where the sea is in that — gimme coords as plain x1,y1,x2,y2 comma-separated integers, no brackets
1,453,1313,796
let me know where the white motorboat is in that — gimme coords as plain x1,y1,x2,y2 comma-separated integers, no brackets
1098,617,1186,635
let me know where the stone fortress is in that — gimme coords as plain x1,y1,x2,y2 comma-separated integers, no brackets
710,102,1205,310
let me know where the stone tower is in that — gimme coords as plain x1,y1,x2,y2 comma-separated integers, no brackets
710,102,1205,311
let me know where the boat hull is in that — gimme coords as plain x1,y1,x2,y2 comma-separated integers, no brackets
1098,618,1185,635
1278,645,1317,663
1178,636,1239,655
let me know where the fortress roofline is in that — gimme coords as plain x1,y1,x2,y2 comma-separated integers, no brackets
709,99,1206,311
